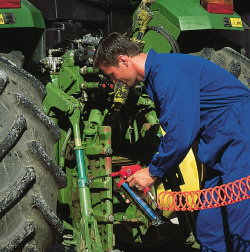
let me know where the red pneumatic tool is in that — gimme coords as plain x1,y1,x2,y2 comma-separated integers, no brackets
88,164,158,206
88,164,163,225
111,164,158,205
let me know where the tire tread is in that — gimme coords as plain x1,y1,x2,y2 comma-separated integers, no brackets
28,140,66,188
0,221,35,252
0,115,27,160
33,193,64,234
0,167,36,216
15,93,61,141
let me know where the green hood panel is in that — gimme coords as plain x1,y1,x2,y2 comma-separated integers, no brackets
0,0,45,28
150,0,244,31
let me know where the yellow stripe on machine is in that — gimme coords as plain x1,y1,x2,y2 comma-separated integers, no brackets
0,14,5,24
230,18,243,27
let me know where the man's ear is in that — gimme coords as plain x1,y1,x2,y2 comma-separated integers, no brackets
117,55,128,67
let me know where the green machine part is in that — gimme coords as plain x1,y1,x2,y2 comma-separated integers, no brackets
0,0,45,28
42,45,159,250
134,0,245,53
43,83,106,251
0,0,45,64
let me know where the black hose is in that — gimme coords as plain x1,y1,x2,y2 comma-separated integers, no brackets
87,174,110,184
146,26,180,53
132,26,180,53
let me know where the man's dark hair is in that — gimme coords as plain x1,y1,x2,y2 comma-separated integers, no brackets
93,32,142,69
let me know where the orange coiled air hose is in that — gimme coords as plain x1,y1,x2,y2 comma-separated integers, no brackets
157,176,250,211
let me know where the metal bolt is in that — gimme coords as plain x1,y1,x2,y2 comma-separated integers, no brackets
80,66,88,75
104,147,113,156
108,215,114,222
80,83,86,90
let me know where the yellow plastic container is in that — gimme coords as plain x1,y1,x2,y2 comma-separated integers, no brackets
156,128,201,218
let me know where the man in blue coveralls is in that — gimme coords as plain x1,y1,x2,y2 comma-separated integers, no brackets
94,32,250,251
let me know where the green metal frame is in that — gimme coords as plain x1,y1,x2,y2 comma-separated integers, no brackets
43,83,105,251
42,50,160,250
150,0,244,31
133,0,244,53
0,0,45,28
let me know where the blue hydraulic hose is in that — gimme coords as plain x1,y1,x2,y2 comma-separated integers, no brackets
121,182,163,225
75,149,88,188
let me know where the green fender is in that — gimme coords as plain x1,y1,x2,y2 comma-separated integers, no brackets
0,0,45,28
135,0,244,53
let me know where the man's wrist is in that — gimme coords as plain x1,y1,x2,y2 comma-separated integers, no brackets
148,169,159,179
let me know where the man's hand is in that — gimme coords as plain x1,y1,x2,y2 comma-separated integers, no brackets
126,167,157,190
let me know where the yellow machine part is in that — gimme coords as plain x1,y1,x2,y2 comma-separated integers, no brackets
113,82,130,105
156,129,200,218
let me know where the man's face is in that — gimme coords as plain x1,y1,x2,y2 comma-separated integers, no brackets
99,58,137,88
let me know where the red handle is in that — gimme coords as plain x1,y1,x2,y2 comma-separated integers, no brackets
112,164,151,195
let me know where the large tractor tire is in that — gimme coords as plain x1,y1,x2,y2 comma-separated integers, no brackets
191,47,250,88
0,55,66,251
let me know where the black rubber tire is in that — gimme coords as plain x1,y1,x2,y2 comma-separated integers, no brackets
0,50,25,68
191,47,250,88
0,55,66,251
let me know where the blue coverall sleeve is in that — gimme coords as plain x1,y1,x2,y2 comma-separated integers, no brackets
148,71,200,178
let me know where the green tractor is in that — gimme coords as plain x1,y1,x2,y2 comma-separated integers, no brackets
0,0,249,251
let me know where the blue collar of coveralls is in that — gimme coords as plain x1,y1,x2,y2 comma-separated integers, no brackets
143,49,158,83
